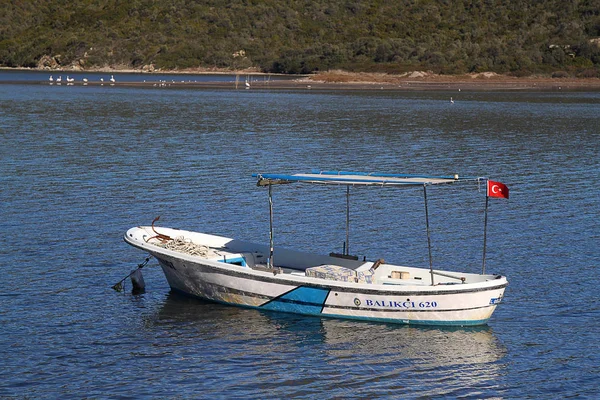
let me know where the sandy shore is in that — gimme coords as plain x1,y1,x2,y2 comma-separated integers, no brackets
69,76,600,91
304,71,600,91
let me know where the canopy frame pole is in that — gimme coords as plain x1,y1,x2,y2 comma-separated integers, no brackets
268,183,274,269
423,184,435,285
482,194,489,274
345,185,350,255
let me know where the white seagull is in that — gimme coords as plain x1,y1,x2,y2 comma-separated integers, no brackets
110,75,115,83
49,75,53,82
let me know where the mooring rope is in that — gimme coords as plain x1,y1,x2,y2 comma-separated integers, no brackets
143,216,217,257
112,256,151,292
157,236,217,257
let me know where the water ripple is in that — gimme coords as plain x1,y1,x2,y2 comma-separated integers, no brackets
1,80,599,398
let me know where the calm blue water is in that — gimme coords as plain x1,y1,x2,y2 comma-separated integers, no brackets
1,72,599,398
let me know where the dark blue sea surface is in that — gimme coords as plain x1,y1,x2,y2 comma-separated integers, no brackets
1,72,599,398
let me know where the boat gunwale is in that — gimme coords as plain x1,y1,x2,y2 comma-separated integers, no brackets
124,228,508,296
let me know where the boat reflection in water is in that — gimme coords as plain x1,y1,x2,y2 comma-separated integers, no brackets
144,291,507,397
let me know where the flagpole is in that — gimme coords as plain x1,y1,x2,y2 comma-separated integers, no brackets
482,178,509,274
345,185,350,256
423,184,434,285
268,183,274,269
482,193,489,274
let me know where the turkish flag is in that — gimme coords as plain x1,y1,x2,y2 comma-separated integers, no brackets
487,180,509,199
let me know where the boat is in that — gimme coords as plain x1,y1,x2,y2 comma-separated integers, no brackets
124,171,509,326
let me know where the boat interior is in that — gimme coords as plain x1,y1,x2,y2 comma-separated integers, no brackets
130,226,499,286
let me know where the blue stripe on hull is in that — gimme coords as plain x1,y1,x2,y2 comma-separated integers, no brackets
260,286,330,314
169,288,490,326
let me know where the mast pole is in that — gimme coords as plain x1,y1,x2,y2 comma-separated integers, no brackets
482,193,489,274
345,185,350,255
423,184,434,285
268,183,274,268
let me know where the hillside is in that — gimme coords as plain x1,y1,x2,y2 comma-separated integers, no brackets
2,0,600,76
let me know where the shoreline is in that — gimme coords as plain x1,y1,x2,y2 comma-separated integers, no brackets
3,66,600,91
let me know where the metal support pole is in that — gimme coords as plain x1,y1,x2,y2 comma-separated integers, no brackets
423,184,434,285
268,184,274,268
345,185,350,255
482,195,489,274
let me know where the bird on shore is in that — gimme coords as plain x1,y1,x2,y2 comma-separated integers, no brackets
49,75,53,82
66,76,74,83
56,76,62,84
82,78,88,83
110,75,115,83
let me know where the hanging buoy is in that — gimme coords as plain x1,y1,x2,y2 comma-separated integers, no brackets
130,268,145,294
112,256,151,293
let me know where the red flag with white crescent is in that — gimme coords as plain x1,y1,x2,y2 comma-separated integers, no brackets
487,180,509,199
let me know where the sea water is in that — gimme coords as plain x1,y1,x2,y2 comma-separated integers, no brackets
1,73,599,398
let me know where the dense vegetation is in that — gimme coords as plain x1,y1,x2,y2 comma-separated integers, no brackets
2,0,600,76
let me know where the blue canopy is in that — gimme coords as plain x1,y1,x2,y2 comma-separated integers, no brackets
254,170,482,187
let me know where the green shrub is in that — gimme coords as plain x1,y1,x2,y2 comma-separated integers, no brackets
1,0,599,75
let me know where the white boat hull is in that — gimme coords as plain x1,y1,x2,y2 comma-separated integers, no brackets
125,227,507,326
